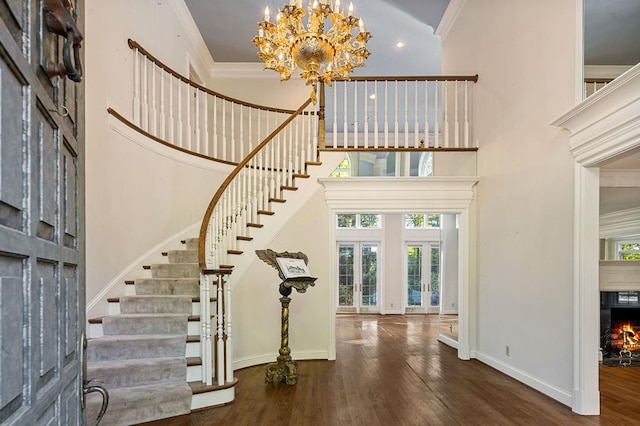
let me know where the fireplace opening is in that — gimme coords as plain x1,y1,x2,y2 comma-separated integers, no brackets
601,292,640,359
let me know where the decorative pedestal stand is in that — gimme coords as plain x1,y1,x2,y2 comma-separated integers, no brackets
265,283,297,384
256,249,317,385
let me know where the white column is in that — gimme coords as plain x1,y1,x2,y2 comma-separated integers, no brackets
572,164,600,415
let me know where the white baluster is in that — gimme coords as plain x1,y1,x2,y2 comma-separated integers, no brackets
239,105,244,160
363,81,368,149
217,276,225,386
150,63,157,135
230,102,235,162
404,80,409,148
186,85,193,151
333,83,338,148
141,57,149,131
177,80,183,147
443,81,449,148
414,80,419,148
133,49,141,125
195,90,201,154
454,80,460,148
213,97,218,158
434,81,439,148
424,81,429,148
353,81,359,148
373,80,379,149
159,70,166,140
343,81,348,149
464,80,470,148
225,276,233,382
203,93,210,156
384,80,389,149
394,80,399,148
168,75,175,144
222,101,227,161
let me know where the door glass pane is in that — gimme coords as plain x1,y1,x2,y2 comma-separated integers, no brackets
338,246,354,306
430,246,440,307
407,245,423,306
361,245,378,307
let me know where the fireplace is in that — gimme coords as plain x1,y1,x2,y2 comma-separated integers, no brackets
601,292,640,358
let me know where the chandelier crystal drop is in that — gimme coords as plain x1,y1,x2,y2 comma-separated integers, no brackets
252,0,371,102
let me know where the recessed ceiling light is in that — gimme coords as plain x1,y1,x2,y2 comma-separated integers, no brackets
396,41,405,48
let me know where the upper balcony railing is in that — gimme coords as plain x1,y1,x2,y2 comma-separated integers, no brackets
319,75,479,151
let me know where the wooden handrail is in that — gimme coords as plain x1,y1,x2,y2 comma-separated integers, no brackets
128,39,297,115
329,75,479,82
107,107,239,166
197,97,314,270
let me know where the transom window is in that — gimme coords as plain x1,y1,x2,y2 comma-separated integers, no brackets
337,214,381,228
404,213,441,229
618,242,640,260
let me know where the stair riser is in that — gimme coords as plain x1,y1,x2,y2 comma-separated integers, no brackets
87,336,186,361
183,238,199,250
119,296,193,314
133,279,200,296
151,264,200,278
167,250,198,263
87,358,187,388
109,301,205,316
91,319,201,338
102,316,188,335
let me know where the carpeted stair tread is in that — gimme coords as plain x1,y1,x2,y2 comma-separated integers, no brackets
102,314,189,335
182,238,199,250
151,263,199,278
165,249,198,263
85,380,191,426
86,357,187,389
87,334,186,361
119,295,193,314
134,278,200,296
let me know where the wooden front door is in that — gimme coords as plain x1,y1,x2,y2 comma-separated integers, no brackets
0,0,85,424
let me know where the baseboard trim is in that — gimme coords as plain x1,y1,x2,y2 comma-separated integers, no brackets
437,334,458,349
233,350,329,371
474,351,572,407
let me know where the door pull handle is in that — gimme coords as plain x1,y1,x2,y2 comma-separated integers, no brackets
43,0,84,82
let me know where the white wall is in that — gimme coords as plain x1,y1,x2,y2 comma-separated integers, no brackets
233,189,332,367
442,0,578,404
85,0,225,316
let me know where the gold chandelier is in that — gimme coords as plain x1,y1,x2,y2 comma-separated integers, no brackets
252,0,371,101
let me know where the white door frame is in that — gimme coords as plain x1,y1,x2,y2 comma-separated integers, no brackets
552,62,640,414
320,177,478,361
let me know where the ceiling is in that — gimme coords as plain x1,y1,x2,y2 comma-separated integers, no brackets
184,0,640,72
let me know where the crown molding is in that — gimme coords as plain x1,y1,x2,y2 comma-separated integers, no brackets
435,0,466,41
600,207,640,239
552,63,640,167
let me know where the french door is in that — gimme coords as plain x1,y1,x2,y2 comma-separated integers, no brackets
406,243,440,313
337,242,380,313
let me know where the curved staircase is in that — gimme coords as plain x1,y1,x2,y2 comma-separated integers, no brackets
85,238,231,425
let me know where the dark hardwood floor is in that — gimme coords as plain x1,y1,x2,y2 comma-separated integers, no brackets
141,315,640,425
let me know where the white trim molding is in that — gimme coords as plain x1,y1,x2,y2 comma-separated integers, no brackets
599,261,640,292
600,169,640,187
552,63,640,167
600,207,640,239
319,176,478,361
435,0,466,41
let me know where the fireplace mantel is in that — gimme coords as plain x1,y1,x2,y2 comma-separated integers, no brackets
600,261,640,291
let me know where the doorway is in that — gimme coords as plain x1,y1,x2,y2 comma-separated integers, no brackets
337,242,381,314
